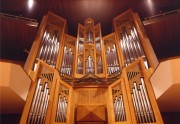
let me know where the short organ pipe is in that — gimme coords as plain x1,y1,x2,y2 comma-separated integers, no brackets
60,47,74,76
56,94,68,123
131,78,156,123
106,45,120,75
114,95,126,122
27,79,50,124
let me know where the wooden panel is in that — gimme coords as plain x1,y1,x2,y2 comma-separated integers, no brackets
74,88,107,105
76,122,105,124
76,105,106,122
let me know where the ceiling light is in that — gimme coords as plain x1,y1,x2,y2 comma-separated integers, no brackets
28,0,34,9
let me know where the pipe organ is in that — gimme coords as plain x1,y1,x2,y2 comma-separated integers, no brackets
21,10,163,124
113,11,148,68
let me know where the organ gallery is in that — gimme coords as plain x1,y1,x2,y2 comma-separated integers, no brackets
20,9,163,124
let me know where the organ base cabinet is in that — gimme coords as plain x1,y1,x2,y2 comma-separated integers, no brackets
20,9,163,124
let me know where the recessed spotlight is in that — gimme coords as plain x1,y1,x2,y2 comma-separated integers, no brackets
28,0,34,9
147,0,155,14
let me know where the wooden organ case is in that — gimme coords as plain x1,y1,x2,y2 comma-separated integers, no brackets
74,18,106,78
21,10,163,124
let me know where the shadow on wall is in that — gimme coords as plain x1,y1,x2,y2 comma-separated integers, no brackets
1,114,21,124
161,112,180,124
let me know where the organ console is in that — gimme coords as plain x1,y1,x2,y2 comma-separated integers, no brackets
21,10,163,124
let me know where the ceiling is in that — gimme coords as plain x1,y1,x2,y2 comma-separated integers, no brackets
1,0,180,36
0,0,180,62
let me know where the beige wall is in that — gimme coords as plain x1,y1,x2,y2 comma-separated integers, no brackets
0,62,31,113
150,58,180,112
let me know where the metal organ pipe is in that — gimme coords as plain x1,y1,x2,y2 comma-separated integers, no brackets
132,93,141,122
131,77,156,123
61,47,74,76
35,29,60,70
50,38,57,68
56,94,67,122
78,42,84,52
122,29,134,63
114,95,126,122
86,30,93,44
129,34,140,59
27,78,50,124
141,78,155,122
120,36,129,66
77,57,83,74
37,31,47,59
133,82,145,123
132,27,148,68
113,44,120,72
119,25,148,68
97,57,103,73
86,56,94,74
124,31,137,61
114,97,118,120
27,79,41,124
122,33,132,64
106,45,120,75
96,42,101,51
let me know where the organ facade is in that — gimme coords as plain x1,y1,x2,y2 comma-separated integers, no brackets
21,9,163,124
